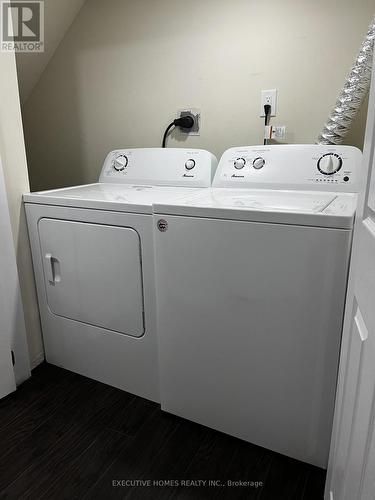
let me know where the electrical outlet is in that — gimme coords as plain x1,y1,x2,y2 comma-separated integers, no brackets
260,89,277,117
178,108,200,135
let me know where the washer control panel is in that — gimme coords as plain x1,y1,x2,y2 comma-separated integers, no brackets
99,148,217,187
213,145,362,192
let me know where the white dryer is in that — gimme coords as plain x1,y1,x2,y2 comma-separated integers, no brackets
153,144,361,466
24,148,217,402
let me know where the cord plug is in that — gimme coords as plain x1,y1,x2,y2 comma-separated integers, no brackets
173,115,195,129
162,115,195,147
263,104,272,145
264,104,271,125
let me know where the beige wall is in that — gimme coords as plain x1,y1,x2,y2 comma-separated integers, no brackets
0,50,43,367
16,0,86,103
22,0,375,191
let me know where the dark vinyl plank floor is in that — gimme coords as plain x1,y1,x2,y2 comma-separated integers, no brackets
0,363,326,499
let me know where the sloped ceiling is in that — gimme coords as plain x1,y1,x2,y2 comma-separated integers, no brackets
16,0,86,103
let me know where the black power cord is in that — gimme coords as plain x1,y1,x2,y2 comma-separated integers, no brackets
263,104,271,145
162,115,195,148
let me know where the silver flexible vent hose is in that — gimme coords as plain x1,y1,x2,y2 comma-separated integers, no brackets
317,17,375,145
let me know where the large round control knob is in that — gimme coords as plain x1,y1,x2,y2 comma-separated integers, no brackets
234,158,246,169
114,155,128,171
253,157,265,169
317,153,342,175
185,159,196,170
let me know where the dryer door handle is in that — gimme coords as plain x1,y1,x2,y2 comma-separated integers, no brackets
45,253,61,284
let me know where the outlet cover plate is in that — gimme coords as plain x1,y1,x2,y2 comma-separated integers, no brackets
271,125,286,140
178,108,200,135
260,89,277,117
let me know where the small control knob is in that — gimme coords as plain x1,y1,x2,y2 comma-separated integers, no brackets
317,153,342,175
185,159,196,170
114,155,128,171
234,158,246,169
253,157,265,169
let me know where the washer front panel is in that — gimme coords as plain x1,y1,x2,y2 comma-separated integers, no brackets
154,213,353,467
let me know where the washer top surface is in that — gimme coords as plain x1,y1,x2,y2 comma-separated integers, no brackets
189,188,337,213
153,188,358,229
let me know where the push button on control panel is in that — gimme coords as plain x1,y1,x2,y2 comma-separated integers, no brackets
234,158,246,169
253,157,265,169
185,159,196,170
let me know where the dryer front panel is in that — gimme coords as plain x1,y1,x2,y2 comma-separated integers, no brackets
38,219,144,337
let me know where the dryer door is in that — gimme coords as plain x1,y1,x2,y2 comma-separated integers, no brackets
38,219,144,337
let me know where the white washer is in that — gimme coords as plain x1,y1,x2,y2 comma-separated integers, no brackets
153,144,361,466
24,148,217,402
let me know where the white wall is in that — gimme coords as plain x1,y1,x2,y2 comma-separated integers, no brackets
22,0,375,191
0,151,30,385
0,50,43,368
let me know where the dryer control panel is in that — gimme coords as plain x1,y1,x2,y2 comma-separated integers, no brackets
213,145,362,192
99,148,217,188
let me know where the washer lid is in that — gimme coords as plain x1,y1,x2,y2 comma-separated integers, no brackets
23,183,205,214
153,188,357,229
202,189,336,213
